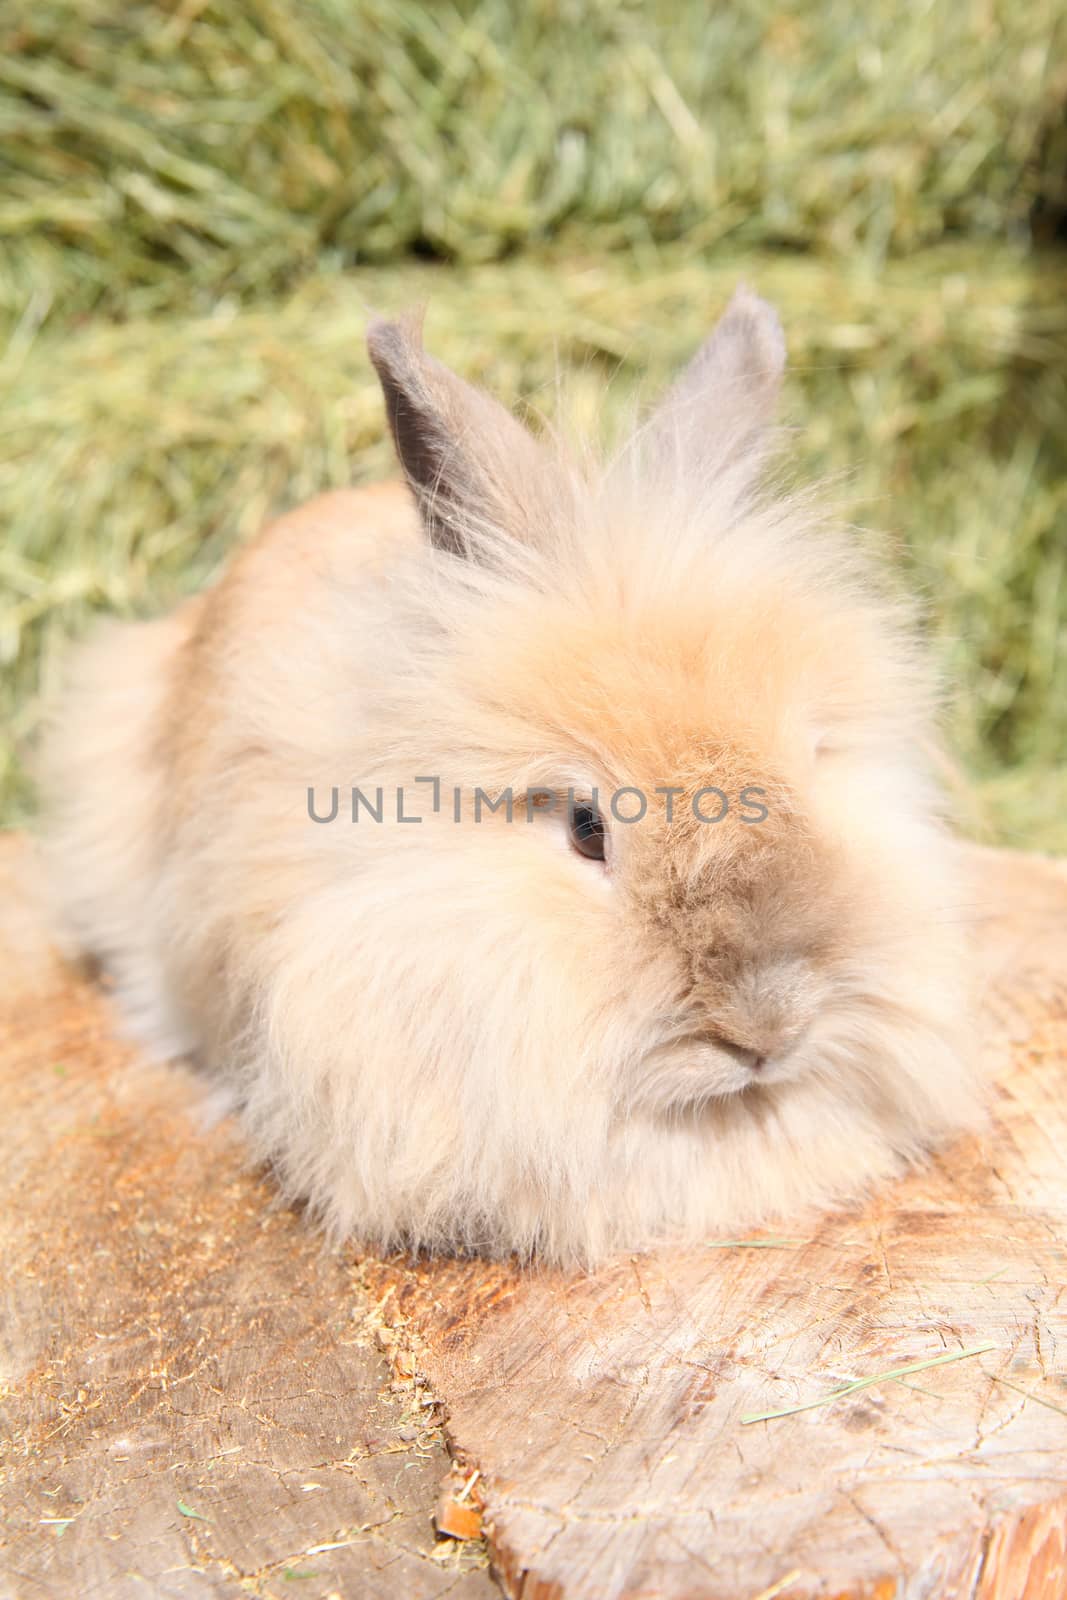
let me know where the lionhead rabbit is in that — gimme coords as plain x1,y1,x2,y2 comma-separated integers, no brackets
38,290,981,1264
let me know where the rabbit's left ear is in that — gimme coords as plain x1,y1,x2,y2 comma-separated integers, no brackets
641,287,785,489
367,313,558,559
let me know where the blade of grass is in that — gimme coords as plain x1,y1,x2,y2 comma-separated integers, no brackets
704,1238,807,1249
741,1342,997,1425
992,1375,1067,1420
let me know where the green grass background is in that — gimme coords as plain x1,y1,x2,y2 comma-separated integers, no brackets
2,0,1066,844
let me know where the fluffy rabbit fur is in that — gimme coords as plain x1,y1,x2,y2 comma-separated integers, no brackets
37,291,982,1264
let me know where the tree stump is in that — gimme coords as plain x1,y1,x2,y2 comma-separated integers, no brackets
3,832,1066,1599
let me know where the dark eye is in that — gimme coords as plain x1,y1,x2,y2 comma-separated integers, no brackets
569,802,606,862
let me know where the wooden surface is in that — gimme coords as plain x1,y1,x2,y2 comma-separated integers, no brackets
0,835,495,1600
3,832,1067,1599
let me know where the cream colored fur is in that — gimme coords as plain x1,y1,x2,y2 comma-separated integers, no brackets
36,293,983,1264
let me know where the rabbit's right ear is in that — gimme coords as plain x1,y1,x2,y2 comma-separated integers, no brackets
640,287,786,494
367,314,556,559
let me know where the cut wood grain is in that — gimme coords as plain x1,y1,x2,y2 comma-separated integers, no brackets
0,835,495,1600
2,833,1066,1599
371,846,1067,1600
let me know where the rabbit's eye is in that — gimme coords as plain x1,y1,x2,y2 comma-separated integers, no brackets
569,802,606,862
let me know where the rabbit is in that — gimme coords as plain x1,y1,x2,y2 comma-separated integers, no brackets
36,289,983,1265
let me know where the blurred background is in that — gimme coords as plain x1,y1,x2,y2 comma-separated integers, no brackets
1,0,1065,846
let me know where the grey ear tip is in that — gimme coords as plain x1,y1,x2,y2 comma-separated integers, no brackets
725,284,786,372
366,316,402,362
366,310,424,371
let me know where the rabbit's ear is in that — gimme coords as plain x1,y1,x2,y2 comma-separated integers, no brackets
367,313,554,558
642,287,785,490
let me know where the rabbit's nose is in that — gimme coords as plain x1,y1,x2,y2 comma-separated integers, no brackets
708,1019,807,1073
711,1034,765,1075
